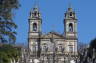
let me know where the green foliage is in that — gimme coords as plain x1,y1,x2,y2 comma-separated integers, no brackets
0,44,21,63
0,0,20,43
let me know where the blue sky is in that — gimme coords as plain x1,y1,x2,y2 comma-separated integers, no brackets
14,0,96,45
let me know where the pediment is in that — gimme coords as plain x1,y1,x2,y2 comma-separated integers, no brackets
41,32,64,39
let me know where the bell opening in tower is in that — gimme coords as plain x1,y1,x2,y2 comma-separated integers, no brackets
33,23,37,31
70,12,72,16
69,23,73,32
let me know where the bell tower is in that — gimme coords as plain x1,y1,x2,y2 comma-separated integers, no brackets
28,5,42,57
64,7,78,55
29,6,42,33
64,7,77,39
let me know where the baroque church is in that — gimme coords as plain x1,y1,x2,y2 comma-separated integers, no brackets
27,4,78,63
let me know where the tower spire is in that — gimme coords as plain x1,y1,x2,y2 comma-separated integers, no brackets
29,0,41,19
68,0,72,10
68,1,72,8
67,0,73,13
34,0,39,9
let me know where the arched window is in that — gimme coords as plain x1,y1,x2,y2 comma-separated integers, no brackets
42,43,48,52
69,23,73,32
33,23,37,31
34,11,37,16
70,12,72,16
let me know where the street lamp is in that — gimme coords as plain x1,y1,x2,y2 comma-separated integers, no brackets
45,47,48,63
53,41,56,63
42,44,48,63
62,48,65,63
50,32,56,63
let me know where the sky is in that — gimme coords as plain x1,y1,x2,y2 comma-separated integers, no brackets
14,0,96,45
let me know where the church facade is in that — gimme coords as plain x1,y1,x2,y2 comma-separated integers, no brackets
28,6,78,63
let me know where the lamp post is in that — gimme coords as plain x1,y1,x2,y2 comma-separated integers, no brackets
45,47,48,63
61,47,65,63
43,44,48,63
50,32,55,63
52,37,56,63
55,47,58,63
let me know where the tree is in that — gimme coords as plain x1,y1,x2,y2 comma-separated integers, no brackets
90,38,96,49
78,38,96,63
0,44,21,63
0,0,20,44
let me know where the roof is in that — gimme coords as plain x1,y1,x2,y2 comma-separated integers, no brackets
41,32,65,39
